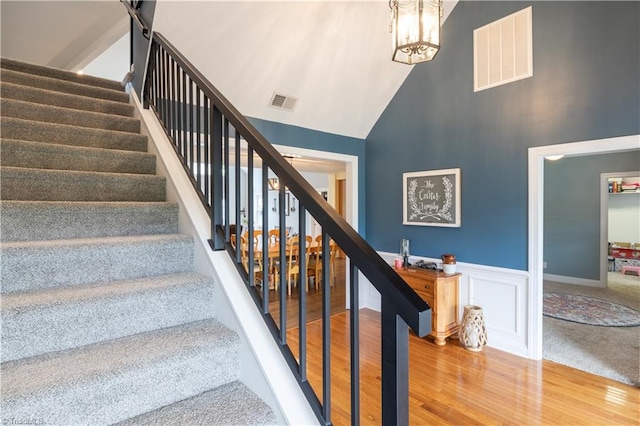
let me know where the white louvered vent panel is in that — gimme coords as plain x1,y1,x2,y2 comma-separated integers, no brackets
269,92,298,111
474,6,532,92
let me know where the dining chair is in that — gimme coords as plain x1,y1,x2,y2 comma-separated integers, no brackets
267,229,285,289
306,236,320,291
285,235,311,295
312,234,337,288
239,232,264,286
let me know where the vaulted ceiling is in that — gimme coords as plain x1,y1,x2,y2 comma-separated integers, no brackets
152,1,457,139
1,0,457,141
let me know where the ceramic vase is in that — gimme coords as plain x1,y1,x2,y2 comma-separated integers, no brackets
459,305,487,352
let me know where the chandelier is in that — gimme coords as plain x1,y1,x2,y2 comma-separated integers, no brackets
389,0,442,65
267,155,297,190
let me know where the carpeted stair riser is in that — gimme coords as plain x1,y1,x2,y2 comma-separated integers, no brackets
0,201,178,242
0,82,134,117
1,319,240,425
0,57,276,424
1,98,140,133
116,381,277,426
1,139,156,175
2,117,148,151
0,68,129,103
2,272,216,362
0,167,166,202
1,234,194,294
1,57,123,91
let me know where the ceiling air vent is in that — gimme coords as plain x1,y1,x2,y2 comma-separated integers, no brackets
269,92,298,111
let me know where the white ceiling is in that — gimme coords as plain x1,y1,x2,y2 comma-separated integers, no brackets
153,1,457,140
0,0,128,71
0,0,458,172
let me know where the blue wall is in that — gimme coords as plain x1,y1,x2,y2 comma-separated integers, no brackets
544,151,640,280
365,1,640,270
248,117,367,234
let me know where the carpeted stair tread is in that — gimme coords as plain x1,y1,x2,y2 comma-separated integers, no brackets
1,139,156,175
1,319,240,425
0,67,128,103
0,166,166,202
2,272,216,362
0,57,277,424
1,234,194,294
1,116,147,151
0,81,134,117
1,57,124,91
1,98,140,133
0,200,178,242
117,380,277,426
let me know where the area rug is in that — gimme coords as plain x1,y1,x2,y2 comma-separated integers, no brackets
543,292,640,327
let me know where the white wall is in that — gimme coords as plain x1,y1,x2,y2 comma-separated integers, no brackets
81,32,129,82
608,193,640,244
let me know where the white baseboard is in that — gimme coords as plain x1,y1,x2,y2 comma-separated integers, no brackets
369,252,531,358
543,273,605,288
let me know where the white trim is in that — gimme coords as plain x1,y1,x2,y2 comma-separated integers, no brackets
542,273,602,288
528,134,640,359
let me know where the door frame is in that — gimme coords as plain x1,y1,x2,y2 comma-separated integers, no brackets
273,144,358,310
527,134,639,359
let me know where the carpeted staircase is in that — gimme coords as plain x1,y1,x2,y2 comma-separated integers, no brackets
0,58,276,425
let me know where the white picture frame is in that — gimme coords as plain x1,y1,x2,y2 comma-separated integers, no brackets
403,168,461,227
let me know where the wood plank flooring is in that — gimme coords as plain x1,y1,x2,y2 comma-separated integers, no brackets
261,258,639,424
289,309,640,425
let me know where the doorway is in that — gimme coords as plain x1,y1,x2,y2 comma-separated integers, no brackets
602,171,640,280
272,144,358,312
527,134,639,359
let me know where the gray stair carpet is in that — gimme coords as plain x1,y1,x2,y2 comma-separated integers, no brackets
1,139,156,174
0,57,275,425
0,81,134,116
1,97,141,133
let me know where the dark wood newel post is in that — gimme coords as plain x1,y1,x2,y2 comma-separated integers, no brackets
381,301,409,426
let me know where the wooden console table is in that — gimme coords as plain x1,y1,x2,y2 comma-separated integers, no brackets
396,266,460,346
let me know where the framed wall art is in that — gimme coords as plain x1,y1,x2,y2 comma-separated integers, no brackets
403,168,461,227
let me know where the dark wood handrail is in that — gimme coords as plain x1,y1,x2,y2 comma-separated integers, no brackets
121,0,150,39
137,20,432,423
150,32,431,336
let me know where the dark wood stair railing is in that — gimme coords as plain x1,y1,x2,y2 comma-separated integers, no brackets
124,3,431,425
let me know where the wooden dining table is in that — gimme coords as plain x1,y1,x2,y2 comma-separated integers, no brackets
242,238,337,290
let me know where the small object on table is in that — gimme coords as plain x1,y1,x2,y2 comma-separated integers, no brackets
394,257,403,269
441,253,457,274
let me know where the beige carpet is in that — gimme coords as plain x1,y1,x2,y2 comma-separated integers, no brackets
543,272,640,387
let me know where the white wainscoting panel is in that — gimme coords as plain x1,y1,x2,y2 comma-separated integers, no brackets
372,252,530,358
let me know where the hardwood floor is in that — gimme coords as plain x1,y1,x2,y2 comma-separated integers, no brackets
254,259,640,426
289,309,640,425
260,258,638,424
264,257,347,330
